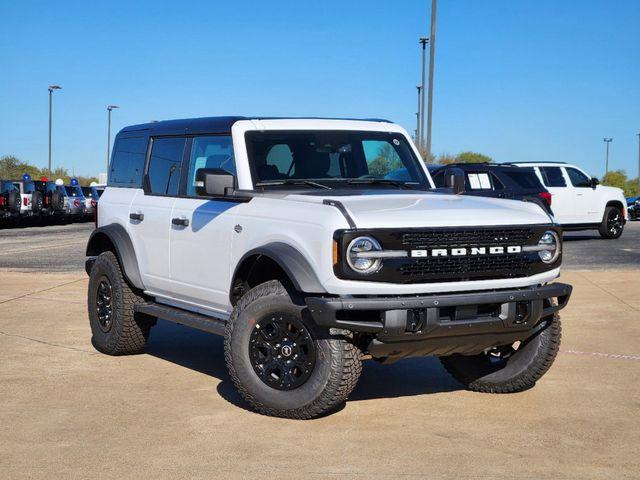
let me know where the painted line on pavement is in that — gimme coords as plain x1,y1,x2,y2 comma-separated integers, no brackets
561,349,640,361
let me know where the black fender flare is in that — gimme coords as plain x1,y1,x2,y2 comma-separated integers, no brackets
86,224,145,290
234,242,327,294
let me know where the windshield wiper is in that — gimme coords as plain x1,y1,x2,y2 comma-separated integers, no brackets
255,179,332,190
346,179,420,189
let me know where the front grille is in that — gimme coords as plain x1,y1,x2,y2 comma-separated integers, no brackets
397,227,536,249
335,225,559,284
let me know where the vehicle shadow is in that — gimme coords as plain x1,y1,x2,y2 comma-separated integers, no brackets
562,234,601,242
145,320,462,412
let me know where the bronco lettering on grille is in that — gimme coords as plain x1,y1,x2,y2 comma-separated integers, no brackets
410,245,522,258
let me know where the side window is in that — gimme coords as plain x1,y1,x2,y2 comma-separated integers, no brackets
467,172,493,190
147,137,186,196
109,136,148,187
186,136,235,197
565,167,591,188
539,167,566,187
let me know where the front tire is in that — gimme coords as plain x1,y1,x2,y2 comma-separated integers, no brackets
224,280,362,419
88,251,154,355
440,313,561,393
598,206,624,239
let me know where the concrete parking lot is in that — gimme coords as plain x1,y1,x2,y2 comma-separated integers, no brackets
1,222,639,479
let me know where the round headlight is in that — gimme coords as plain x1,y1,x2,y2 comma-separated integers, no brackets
346,236,382,274
538,230,560,263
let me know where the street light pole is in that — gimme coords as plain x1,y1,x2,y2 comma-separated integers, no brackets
419,37,428,148
107,105,119,177
425,0,437,156
47,85,61,175
416,85,422,145
603,138,612,177
637,132,640,194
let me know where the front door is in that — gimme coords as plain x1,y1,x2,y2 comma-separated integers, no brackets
170,135,239,313
563,166,600,224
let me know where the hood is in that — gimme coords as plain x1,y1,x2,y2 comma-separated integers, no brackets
284,190,553,229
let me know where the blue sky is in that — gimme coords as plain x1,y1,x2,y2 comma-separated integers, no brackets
1,0,638,178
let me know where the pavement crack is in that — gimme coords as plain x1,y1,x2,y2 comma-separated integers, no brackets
0,277,85,305
573,271,639,312
0,331,97,355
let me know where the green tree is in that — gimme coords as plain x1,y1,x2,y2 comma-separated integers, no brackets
0,155,98,184
456,151,492,164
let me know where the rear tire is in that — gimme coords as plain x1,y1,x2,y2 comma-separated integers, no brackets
224,280,362,419
88,251,154,355
598,206,624,239
440,313,561,393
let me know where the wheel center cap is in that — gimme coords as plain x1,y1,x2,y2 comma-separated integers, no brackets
281,345,293,357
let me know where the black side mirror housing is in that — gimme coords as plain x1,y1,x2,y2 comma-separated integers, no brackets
195,168,235,197
444,167,465,195
590,177,600,188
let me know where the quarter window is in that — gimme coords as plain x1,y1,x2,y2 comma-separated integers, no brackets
186,136,235,197
109,136,148,187
147,137,186,196
565,167,591,188
466,172,493,190
539,167,566,187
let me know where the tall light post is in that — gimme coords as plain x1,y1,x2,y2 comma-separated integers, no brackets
603,138,612,177
636,132,640,194
419,37,428,147
107,105,119,176
48,85,62,175
425,0,437,156
416,85,422,145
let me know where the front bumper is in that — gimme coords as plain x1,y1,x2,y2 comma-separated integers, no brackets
306,282,572,361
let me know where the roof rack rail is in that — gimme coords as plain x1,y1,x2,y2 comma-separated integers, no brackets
502,161,567,165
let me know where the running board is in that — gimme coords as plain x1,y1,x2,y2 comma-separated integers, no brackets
135,303,226,336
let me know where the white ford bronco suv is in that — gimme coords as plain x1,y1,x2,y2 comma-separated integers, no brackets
86,117,572,419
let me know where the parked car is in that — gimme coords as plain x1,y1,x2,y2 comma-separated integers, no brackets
506,162,627,239
64,180,87,220
81,185,102,219
32,178,67,219
12,176,36,219
86,116,572,419
429,163,553,214
0,179,21,223
627,196,639,221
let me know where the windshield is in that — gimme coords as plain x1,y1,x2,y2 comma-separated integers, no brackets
245,130,429,188
64,186,84,197
23,181,35,194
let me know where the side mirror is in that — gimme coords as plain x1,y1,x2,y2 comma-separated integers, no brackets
590,177,600,188
195,168,235,197
444,167,465,195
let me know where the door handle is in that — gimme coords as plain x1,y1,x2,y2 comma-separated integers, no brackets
171,217,189,227
129,212,144,221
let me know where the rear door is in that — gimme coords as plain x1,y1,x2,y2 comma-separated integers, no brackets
129,136,186,297
536,166,580,224
169,135,240,313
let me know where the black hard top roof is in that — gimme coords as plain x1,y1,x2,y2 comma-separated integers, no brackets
120,116,392,136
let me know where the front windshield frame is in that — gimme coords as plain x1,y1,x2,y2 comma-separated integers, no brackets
244,130,430,190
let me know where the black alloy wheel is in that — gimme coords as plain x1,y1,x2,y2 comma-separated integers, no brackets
95,276,114,333
606,209,623,237
249,314,316,391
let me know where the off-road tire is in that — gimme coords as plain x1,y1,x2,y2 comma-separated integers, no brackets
440,313,561,393
51,190,64,212
598,206,624,239
7,190,20,214
31,191,43,214
224,280,362,419
88,251,154,355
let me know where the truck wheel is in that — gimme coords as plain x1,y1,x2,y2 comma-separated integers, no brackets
31,191,43,214
440,313,561,393
598,206,624,239
88,251,154,355
224,280,362,419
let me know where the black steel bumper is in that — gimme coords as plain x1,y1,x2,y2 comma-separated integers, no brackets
306,282,572,361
